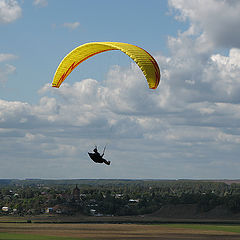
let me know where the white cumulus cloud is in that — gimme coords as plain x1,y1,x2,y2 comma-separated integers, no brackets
0,64,16,83
33,0,48,7
0,0,21,24
0,53,17,84
62,21,80,30
0,53,17,62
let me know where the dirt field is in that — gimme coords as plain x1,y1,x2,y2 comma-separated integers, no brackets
1,223,240,240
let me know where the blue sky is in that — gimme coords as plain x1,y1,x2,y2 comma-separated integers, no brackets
1,0,183,102
1,0,240,179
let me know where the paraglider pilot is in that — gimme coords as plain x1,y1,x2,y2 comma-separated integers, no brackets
88,146,110,165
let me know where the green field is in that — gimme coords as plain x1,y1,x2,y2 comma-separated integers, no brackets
0,233,87,240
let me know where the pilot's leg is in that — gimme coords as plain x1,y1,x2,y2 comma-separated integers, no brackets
102,158,111,165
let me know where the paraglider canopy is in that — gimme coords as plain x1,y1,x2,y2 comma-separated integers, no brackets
52,42,160,89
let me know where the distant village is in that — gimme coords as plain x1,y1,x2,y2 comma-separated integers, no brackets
0,184,143,217
1,179,240,217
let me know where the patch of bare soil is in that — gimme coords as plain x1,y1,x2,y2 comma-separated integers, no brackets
149,204,240,220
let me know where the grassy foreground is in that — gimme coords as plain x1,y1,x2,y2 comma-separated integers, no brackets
1,223,240,240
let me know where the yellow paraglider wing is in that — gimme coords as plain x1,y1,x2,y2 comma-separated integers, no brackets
52,42,160,89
